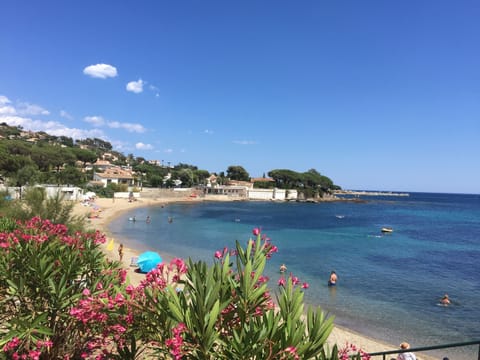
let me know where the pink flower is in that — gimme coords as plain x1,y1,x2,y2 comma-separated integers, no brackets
252,228,260,236
214,250,222,259
82,288,91,296
302,282,309,289
277,276,286,287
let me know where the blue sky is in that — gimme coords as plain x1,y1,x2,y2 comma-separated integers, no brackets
1,1,479,194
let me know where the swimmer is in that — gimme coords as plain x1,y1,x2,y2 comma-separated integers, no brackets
328,270,337,286
440,294,451,306
279,264,287,273
146,216,151,224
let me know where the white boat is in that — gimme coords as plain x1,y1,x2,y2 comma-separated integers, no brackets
381,227,393,233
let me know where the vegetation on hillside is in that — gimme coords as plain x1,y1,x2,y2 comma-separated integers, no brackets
0,123,341,195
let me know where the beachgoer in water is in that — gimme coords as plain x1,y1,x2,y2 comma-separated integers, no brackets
146,216,151,224
440,294,451,306
328,270,337,286
397,342,416,360
118,244,124,262
279,264,287,273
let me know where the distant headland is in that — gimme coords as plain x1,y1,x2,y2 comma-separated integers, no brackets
333,190,410,197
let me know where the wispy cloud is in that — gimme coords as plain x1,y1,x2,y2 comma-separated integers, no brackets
233,140,258,145
0,95,16,115
149,84,160,97
17,102,50,116
136,142,153,150
204,129,214,135
60,110,74,120
164,148,173,153
108,121,146,133
83,63,118,79
0,96,50,116
84,116,105,127
84,116,146,133
126,79,144,93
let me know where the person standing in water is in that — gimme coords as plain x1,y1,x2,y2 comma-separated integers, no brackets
328,270,337,286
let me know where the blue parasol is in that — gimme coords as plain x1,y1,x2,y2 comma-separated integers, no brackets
137,251,163,273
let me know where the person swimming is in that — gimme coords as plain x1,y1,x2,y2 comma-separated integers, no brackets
440,294,451,306
328,270,337,286
279,264,287,273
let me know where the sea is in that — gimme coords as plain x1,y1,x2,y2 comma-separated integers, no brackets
109,192,480,359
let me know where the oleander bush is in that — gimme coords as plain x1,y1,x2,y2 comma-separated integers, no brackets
0,218,368,359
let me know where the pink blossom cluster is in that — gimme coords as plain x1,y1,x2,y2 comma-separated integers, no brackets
165,323,187,360
68,258,188,359
2,337,53,360
0,217,106,250
138,257,188,291
338,342,371,360
69,281,133,358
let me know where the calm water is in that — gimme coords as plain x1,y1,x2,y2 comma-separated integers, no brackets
109,192,480,359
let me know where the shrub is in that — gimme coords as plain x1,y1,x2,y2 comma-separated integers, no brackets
0,217,124,359
1,219,369,359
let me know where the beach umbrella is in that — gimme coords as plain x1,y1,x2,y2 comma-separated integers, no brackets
137,251,163,273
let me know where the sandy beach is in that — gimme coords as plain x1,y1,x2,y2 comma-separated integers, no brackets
74,196,434,359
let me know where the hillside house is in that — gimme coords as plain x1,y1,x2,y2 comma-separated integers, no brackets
93,167,134,188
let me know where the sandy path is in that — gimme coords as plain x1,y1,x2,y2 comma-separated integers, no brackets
73,196,434,359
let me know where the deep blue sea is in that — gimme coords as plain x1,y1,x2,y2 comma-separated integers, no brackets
109,192,480,359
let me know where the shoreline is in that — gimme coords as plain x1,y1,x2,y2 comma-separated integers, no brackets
74,195,434,359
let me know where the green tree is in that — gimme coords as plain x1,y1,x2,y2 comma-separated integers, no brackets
56,165,87,186
194,169,210,185
226,165,250,181
71,147,98,167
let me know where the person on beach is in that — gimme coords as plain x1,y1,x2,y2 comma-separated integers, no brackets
397,342,416,360
440,294,451,306
328,270,337,286
279,264,287,273
118,244,124,262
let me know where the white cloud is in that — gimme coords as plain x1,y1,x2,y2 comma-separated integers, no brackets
204,129,214,134
136,142,153,150
126,79,144,94
0,95,11,105
84,116,106,127
60,110,74,120
83,63,118,79
17,102,50,116
0,104,16,115
164,148,173,153
0,97,50,116
0,115,104,139
108,121,146,133
233,140,257,145
84,115,146,133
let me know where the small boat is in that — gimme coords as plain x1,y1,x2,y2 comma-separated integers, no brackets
381,227,393,233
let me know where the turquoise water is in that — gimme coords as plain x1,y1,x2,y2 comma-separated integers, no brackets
109,192,480,359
